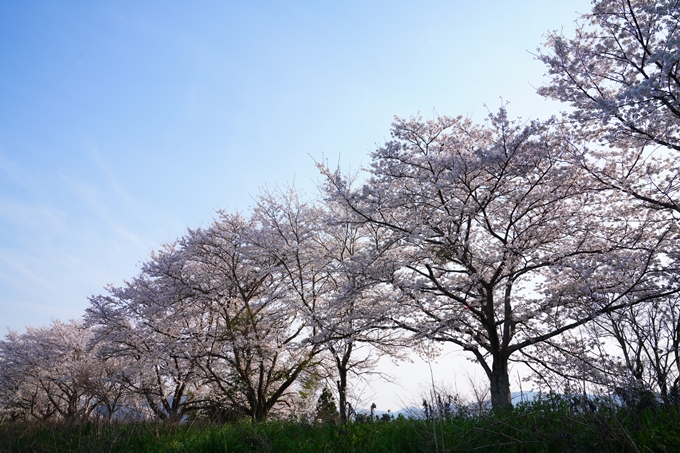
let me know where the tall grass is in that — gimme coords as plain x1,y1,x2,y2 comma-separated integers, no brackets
2,394,679,452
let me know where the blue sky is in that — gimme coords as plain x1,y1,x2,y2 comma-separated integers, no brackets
0,1,591,332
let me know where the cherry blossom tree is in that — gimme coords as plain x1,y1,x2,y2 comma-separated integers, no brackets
0,329,58,421
86,198,385,423
79,354,131,421
598,296,680,405
0,320,100,421
252,188,400,423
537,0,680,213
86,246,205,422
169,212,328,422
534,0,680,406
522,292,680,407
320,109,674,410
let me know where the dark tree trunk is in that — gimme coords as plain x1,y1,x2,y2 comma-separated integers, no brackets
332,342,353,424
337,370,348,424
253,402,268,422
489,356,512,411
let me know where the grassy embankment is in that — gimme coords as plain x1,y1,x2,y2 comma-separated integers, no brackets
2,395,679,452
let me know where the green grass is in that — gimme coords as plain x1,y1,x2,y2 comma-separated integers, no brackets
2,397,680,452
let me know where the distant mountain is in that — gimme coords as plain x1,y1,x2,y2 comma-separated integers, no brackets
357,391,542,420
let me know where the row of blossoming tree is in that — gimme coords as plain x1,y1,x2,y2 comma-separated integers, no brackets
3,0,680,423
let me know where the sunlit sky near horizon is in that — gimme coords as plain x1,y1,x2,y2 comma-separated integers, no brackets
1,0,592,408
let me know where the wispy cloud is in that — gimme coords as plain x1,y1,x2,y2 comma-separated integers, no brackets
0,145,182,331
